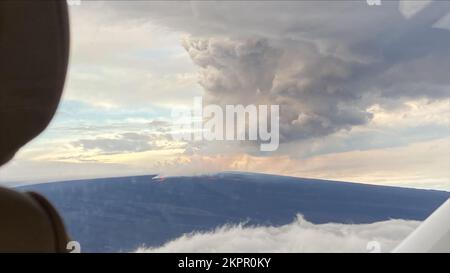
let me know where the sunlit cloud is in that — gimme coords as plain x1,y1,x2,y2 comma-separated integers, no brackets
137,215,420,253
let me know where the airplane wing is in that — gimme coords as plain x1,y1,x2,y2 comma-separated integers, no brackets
393,199,450,253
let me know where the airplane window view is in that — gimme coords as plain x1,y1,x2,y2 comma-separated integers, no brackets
0,0,449,261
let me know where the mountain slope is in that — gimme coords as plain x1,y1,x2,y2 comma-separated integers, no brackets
18,172,449,252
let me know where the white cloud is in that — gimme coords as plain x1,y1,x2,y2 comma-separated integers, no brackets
136,215,420,253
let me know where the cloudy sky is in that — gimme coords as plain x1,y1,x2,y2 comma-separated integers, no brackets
0,0,449,190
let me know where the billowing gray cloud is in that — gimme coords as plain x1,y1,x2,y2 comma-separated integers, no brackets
93,0,449,142
183,36,376,141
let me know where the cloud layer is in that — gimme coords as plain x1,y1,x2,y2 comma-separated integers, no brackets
99,1,450,142
136,215,419,253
